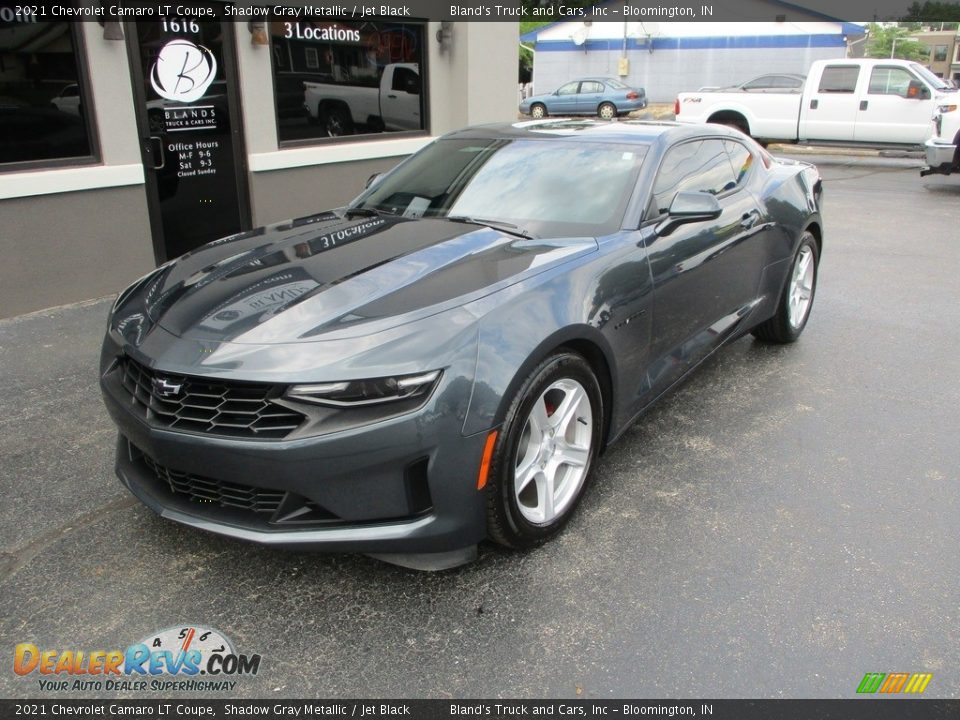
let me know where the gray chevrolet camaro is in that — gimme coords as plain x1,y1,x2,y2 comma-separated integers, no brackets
101,120,823,570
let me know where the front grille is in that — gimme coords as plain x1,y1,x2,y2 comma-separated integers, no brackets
117,356,305,439
134,445,340,524
142,453,286,514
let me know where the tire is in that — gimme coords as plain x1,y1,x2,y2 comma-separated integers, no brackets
752,232,819,344
322,106,353,137
598,102,617,120
710,114,749,136
725,120,749,135
531,103,547,119
485,352,603,549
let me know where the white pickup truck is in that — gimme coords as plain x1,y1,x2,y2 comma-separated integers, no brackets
304,63,421,138
676,58,958,147
921,101,960,176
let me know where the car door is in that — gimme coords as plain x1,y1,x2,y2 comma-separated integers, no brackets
576,80,604,114
801,64,861,141
549,81,580,115
854,65,933,144
642,138,769,394
381,65,421,131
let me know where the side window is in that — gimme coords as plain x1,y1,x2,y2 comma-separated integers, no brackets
556,82,578,96
868,67,914,97
724,140,754,187
743,76,774,90
818,66,860,93
650,139,737,216
579,81,603,94
391,67,420,95
775,76,804,88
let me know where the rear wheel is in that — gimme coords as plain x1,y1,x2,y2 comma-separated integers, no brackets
709,113,749,136
752,232,819,343
322,106,353,137
485,352,603,549
598,102,617,120
531,103,547,119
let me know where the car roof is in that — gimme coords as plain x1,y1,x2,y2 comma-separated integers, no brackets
444,119,744,146
556,77,622,84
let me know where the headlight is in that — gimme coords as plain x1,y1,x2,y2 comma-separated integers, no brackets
280,371,443,437
938,104,958,113
288,371,440,407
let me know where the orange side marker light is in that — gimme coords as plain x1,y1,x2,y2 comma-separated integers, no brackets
476,430,499,490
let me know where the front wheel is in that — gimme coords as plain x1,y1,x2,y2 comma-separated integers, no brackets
752,232,819,343
530,103,547,119
485,352,603,549
598,102,617,120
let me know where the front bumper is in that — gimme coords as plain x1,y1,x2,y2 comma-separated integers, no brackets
100,358,491,561
921,136,958,176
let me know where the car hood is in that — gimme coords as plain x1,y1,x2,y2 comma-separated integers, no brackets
138,211,597,345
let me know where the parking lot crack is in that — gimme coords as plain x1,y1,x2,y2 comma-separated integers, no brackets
0,496,137,582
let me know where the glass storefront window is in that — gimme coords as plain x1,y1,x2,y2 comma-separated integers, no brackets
269,18,426,144
0,19,96,167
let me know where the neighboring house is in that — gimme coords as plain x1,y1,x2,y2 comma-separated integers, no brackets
912,30,960,84
520,0,865,103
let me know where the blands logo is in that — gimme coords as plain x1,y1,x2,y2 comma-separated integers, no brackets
150,39,217,103
857,672,933,694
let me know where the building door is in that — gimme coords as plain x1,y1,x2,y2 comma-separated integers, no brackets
127,16,251,263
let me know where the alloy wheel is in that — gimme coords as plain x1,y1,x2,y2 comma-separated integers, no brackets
788,245,815,329
513,378,593,525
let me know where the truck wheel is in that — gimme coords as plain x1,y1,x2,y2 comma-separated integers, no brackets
598,102,617,120
322,107,353,137
531,103,547,119
707,112,750,136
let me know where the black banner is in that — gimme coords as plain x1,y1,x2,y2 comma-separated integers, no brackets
0,0,949,24
2,700,960,719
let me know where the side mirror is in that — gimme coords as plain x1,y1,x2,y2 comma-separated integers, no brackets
907,80,931,100
365,172,384,189
655,191,723,236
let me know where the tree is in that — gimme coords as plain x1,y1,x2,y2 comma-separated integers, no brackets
519,21,551,84
904,1,960,25
864,24,927,60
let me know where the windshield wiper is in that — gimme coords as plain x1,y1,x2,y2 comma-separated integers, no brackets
343,206,392,219
446,216,535,239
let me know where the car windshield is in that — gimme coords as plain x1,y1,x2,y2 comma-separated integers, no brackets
351,137,647,237
911,63,954,91
605,79,627,89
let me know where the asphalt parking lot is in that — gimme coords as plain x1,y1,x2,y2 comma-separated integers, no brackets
1,154,958,700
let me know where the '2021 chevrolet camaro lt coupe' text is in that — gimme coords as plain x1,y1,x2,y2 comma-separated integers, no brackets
101,120,823,569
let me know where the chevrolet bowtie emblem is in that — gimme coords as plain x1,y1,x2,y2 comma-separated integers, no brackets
152,377,183,399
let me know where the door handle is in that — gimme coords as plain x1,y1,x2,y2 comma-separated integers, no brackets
740,210,761,229
860,100,868,110
810,99,819,110
146,136,165,170
387,94,397,99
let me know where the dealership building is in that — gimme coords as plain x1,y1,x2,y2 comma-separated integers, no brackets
0,14,517,317
522,5,865,102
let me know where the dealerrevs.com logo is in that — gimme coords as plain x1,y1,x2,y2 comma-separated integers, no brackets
14,626,261,693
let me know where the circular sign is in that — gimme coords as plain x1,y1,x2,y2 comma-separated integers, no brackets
150,39,217,103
